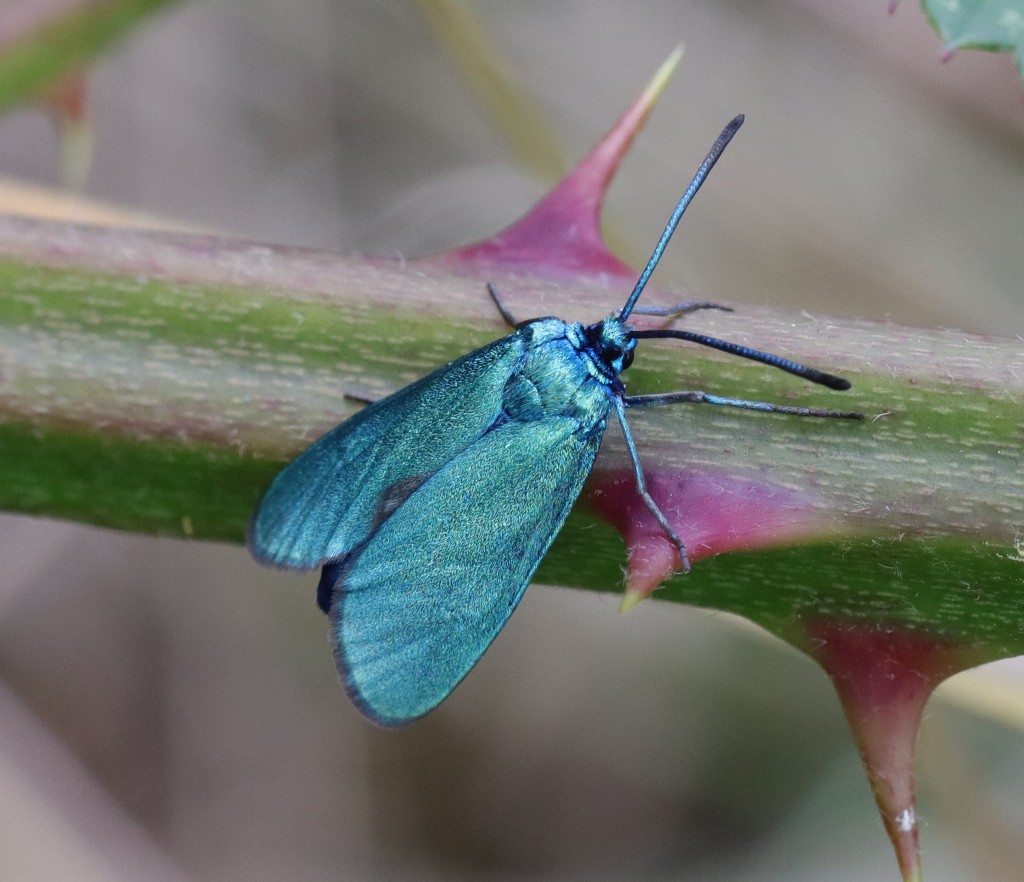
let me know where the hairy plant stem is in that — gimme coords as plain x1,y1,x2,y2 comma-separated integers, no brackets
0,214,1020,643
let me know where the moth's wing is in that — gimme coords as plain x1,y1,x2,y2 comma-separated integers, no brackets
249,334,526,569
327,414,605,727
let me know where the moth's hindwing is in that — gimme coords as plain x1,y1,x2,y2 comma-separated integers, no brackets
330,414,605,725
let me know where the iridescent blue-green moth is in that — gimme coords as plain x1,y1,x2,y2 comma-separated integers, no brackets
249,116,862,726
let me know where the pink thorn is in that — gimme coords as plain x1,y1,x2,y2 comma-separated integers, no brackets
44,72,94,190
588,467,835,605
888,0,900,15
805,622,992,882
940,46,956,64
435,49,683,280
45,73,89,123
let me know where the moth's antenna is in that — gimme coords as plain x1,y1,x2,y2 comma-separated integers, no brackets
619,114,744,321
631,328,852,390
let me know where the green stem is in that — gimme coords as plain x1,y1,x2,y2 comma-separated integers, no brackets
0,214,1021,642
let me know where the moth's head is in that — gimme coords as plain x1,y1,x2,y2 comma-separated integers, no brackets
584,316,637,376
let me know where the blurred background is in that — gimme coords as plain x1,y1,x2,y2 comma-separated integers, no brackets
0,1,1022,879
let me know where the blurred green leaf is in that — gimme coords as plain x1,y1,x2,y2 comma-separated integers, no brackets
922,0,1024,77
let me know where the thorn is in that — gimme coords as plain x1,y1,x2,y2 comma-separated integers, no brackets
619,588,646,614
642,45,685,108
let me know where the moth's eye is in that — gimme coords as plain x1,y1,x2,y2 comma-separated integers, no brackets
603,345,624,367
620,349,634,370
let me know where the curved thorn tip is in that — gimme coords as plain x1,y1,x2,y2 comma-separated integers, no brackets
619,588,646,614
643,45,684,107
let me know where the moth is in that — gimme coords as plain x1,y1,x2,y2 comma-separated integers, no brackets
249,116,861,726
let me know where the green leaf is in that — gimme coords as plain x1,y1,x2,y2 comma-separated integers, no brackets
922,0,1024,77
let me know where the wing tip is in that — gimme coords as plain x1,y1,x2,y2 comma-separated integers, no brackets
328,587,432,729
248,509,333,572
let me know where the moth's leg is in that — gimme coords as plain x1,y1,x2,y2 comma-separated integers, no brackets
343,390,377,406
486,283,520,329
625,391,864,420
612,396,692,573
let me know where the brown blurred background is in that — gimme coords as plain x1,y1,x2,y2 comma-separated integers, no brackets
0,1,1022,880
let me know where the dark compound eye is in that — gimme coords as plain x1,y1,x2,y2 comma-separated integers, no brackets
602,342,633,370
602,343,623,364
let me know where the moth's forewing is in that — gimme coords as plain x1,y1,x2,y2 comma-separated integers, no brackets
249,334,526,569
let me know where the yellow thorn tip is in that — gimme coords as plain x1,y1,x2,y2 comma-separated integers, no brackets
619,588,646,614
642,45,685,107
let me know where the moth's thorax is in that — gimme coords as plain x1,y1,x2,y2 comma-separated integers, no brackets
500,318,616,425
